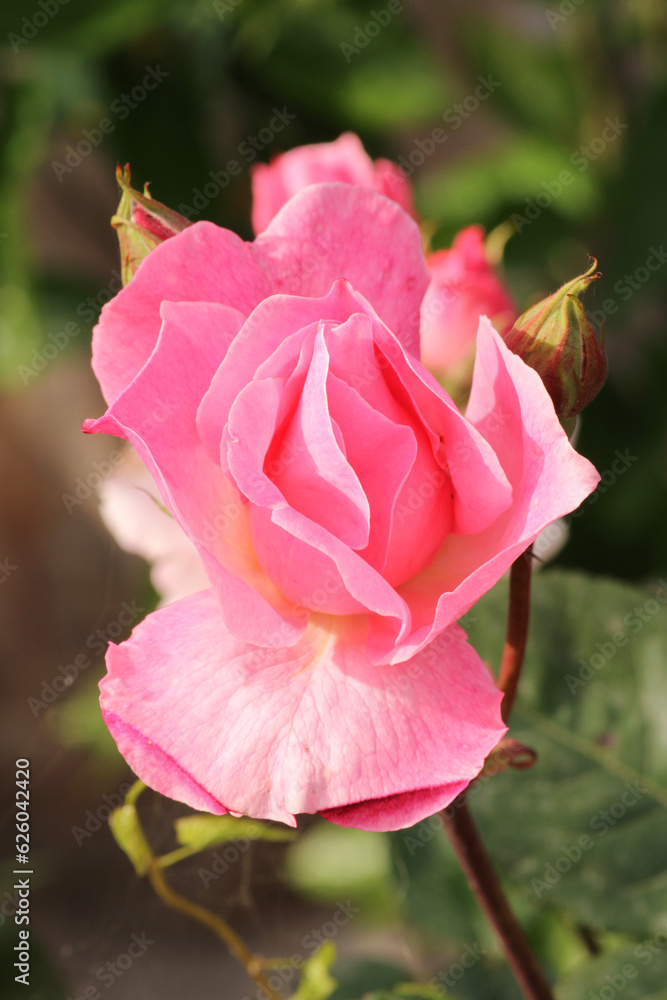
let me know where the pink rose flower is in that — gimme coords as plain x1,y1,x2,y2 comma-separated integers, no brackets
420,225,518,380
250,132,415,233
85,183,598,831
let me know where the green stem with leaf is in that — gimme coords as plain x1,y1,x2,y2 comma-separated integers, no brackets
110,781,285,1000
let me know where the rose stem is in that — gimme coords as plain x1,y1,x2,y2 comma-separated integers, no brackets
145,855,284,1000
497,544,534,723
441,797,556,1000
441,543,554,999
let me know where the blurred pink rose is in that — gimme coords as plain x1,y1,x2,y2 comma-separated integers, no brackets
86,183,598,831
420,225,517,380
250,132,415,233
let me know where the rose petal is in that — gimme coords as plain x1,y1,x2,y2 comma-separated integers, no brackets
226,375,409,623
325,369,417,576
373,158,416,219
100,591,506,830
270,326,371,549
86,300,306,647
197,279,362,465
254,183,429,358
92,222,270,404
366,313,514,536
321,785,468,832
368,318,600,664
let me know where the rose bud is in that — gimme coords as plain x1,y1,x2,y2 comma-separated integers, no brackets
112,164,192,284
503,258,608,433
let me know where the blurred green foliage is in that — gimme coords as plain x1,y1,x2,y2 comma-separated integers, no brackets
1,0,665,582
1,0,666,580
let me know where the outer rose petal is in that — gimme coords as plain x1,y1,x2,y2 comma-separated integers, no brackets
100,591,506,831
368,318,600,664
86,300,306,647
92,223,271,404
254,184,429,358
93,184,428,405
250,132,414,234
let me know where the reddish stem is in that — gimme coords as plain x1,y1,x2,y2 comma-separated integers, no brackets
442,797,556,1000
498,545,533,723
440,544,550,998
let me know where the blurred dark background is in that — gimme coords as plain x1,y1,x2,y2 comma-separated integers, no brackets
0,1,665,998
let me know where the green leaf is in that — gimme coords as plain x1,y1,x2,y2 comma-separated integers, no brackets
289,941,337,1000
109,803,152,875
174,813,295,851
464,570,667,937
